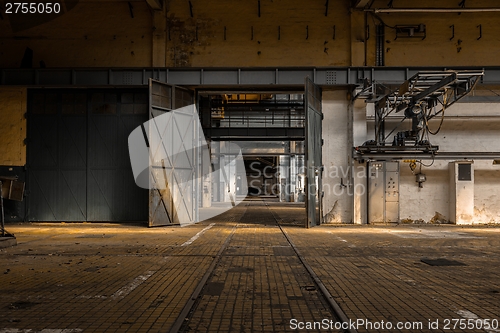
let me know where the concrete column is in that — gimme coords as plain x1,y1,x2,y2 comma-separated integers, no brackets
352,99,368,224
322,90,351,223
201,142,212,208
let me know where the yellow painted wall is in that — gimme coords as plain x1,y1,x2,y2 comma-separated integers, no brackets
365,0,500,66
0,0,353,68
1,0,500,68
153,0,500,67
165,0,351,67
0,0,153,68
0,88,27,166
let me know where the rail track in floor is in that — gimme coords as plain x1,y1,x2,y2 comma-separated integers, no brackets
170,199,357,333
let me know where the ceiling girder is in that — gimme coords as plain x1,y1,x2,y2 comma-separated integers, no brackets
353,0,372,9
145,0,163,10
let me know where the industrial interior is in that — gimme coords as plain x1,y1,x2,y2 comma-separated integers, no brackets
1,0,500,332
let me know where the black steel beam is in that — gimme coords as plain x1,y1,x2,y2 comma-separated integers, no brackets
2,67,500,87
205,127,304,140
354,151,500,161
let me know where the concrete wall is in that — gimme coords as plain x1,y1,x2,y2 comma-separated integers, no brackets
399,159,500,225
474,161,500,224
398,161,450,224
0,88,27,166
322,89,352,223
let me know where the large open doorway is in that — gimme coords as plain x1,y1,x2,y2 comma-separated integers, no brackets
197,79,323,227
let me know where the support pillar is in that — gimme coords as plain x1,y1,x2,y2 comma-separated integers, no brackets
202,141,212,208
352,98,368,224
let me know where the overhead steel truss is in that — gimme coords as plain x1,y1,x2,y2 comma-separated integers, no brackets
2,67,500,87
354,70,485,160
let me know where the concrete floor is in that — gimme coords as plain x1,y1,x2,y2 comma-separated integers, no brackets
1,199,500,333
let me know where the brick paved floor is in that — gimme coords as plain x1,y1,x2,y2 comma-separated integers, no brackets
0,199,499,333
184,202,335,333
271,204,500,333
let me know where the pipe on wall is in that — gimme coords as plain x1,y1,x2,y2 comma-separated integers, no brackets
355,152,500,160
367,8,500,13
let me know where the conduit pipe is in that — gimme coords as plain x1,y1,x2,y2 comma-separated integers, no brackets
366,8,500,13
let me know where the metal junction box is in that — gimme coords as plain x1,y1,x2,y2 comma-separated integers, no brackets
368,161,400,223
449,161,474,224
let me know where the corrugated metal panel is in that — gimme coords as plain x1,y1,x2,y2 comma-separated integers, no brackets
28,92,87,221
148,80,196,227
27,89,148,222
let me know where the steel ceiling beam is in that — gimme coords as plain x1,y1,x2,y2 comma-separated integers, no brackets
2,67,500,87
145,0,163,10
353,0,372,8
205,127,305,141
354,151,500,161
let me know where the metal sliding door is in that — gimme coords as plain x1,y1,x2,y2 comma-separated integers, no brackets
27,90,148,222
304,78,323,228
88,91,149,221
28,92,88,221
148,79,197,227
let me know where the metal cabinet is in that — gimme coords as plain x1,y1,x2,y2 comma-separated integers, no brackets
368,161,400,223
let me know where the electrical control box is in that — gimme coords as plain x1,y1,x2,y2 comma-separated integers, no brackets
368,161,400,223
449,161,474,224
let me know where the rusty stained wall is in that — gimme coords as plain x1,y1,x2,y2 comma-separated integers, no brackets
165,0,352,67
0,88,27,166
165,0,500,67
365,0,500,66
1,0,500,68
0,0,153,68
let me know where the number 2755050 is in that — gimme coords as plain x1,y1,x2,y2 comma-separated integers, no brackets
5,3,61,14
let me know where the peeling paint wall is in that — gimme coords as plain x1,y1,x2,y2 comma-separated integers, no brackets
474,162,500,224
0,88,27,166
405,160,500,225
399,162,450,224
